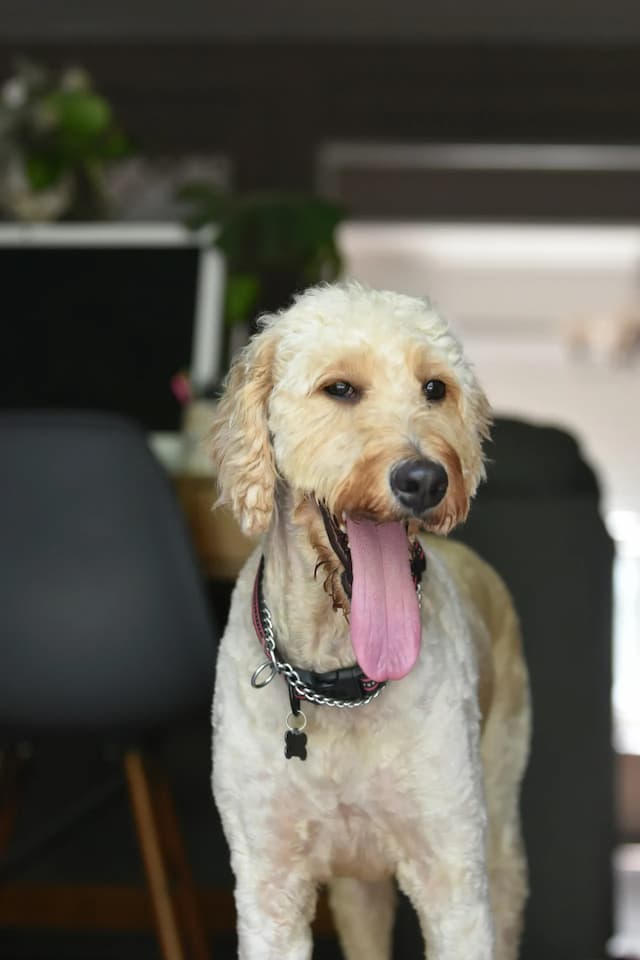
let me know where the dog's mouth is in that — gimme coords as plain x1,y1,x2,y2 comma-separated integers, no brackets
318,504,424,682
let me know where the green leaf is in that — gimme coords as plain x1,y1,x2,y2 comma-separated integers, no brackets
48,90,112,136
178,187,347,318
177,182,232,231
225,273,260,327
101,128,131,160
44,90,116,163
25,151,65,190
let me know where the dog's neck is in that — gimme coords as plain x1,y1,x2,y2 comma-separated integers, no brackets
261,495,355,673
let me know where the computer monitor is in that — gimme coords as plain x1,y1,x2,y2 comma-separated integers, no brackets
0,223,224,431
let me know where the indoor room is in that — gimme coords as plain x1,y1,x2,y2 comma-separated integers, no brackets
0,3,638,959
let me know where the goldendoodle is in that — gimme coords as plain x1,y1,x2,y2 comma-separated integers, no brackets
209,282,530,960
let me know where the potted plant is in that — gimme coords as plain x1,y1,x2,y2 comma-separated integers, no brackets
180,184,346,376
0,59,131,221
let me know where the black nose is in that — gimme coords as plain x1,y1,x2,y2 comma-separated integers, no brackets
390,458,448,515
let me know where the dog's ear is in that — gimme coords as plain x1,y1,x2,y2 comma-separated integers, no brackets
467,381,492,494
209,328,277,536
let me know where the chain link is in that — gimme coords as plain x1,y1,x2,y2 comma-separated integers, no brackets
258,602,385,708
254,560,423,709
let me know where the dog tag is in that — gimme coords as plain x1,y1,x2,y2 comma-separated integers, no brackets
284,709,308,760
284,729,308,760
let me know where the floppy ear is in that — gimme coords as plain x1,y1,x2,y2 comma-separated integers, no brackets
466,380,492,496
209,329,277,536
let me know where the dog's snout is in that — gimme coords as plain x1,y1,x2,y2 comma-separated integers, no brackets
390,458,448,514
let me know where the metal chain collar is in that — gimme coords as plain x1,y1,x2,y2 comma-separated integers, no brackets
251,577,423,709
251,599,385,708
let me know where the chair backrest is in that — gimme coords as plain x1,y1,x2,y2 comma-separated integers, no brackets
455,418,614,960
0,411,217,737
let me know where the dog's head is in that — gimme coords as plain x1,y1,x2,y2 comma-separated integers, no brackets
210,282,490,536
210,283,490,681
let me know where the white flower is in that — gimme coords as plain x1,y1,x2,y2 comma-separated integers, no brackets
2,78,27,110
60,67,90,92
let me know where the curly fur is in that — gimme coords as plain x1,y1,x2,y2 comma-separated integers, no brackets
210,283,529,960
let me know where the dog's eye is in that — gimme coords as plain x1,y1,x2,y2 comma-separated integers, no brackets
423,379,446,401
324,381,359,401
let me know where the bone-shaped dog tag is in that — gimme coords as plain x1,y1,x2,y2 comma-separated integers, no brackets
284,709,308,760
284,729,308,760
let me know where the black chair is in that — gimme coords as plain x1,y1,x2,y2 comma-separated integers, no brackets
0,411,217,960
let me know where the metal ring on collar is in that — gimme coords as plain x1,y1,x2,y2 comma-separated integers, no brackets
251,660,277,688
286,710,307,732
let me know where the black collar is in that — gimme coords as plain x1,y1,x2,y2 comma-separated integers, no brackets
251,535,426,709
252,556,386,707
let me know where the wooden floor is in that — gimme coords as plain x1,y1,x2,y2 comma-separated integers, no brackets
0,884,333,935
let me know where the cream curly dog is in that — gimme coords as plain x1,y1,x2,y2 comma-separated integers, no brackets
210,283,530,960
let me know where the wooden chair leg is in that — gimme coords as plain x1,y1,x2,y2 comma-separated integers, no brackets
0,748,20,857
124,750,190,960
151,764,211,960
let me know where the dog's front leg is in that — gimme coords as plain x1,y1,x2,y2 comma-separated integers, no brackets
395,705,495,960
397,852,494,960
232,851,317,960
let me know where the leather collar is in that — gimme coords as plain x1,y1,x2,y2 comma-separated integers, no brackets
251,533,426,707
252,556,386,706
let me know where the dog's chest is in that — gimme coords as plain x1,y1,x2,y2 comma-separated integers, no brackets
267,750,420,882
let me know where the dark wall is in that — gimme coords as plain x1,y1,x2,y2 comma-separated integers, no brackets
3,0,640,42
3,41,640,196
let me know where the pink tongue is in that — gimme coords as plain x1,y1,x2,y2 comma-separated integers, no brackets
346,517,421,682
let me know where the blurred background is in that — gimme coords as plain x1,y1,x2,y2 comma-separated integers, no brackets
0,2,639,958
